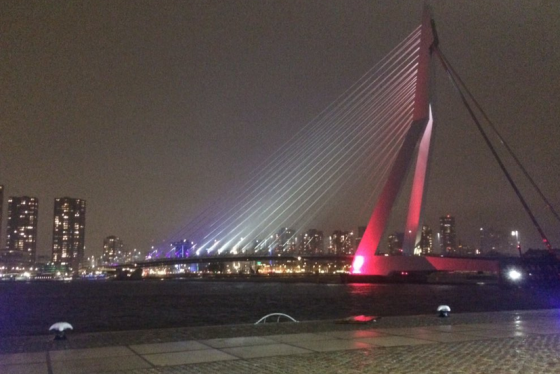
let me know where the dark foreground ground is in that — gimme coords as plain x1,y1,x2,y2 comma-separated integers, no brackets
2,309,560,373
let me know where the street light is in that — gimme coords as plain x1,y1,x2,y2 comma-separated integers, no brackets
511,230,521,256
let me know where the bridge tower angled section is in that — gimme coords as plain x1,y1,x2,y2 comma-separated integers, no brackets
352,7,436,275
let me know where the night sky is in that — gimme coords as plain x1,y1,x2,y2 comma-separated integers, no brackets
1,1,559,257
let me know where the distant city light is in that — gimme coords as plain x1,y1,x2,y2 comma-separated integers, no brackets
507,269,522,281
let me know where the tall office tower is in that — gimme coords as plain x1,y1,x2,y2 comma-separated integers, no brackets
275,228,296,254
439,215,457,255
102,235,124,265
6,196,39,267
387,232,404,255
301,229,324,255
419,224,433,255
330,230,354,255
52,197,86,271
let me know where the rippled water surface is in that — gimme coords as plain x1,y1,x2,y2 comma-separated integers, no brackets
2,280,560,336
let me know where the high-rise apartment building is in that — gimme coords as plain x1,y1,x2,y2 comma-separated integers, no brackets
52,197,86,271
439,215,457,255
419,224,433,255
102,235,124,265
275,228,296,254
329,230,354,255
301,229,324,255
6,196,39,267
387,232,404,255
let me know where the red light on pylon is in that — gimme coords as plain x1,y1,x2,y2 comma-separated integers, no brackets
352,255,365,274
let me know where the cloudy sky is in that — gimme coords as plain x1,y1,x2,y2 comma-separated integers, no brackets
1,0,559,257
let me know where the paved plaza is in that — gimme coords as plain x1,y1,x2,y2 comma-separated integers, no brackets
2,309,560,373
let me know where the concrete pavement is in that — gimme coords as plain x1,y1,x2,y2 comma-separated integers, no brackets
2,309,560,373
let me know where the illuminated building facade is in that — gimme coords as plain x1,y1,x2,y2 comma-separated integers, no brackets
329,230,354,255
52,197,86,270
419,224,433,255
387,232,404,255
301,229,324,255
480,227,507,255
6,196,38,267
275,228,296,254
439,215,457,255
102,236,124,265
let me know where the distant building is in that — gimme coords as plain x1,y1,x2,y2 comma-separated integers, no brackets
301,229,324,255
419,224,433,255
439,215,457,255
457,243,476,256
329,230,354,255
275,228,296,254
124,248,143,263
5,196,39,268
52,197,86,271
102,236,124,265
387,232,404,255
479,227,507,255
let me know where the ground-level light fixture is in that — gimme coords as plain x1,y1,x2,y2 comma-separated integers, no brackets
437,305,451,318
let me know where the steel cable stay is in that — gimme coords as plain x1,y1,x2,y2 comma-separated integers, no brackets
433,45,555,252
436,49,560,226
164,30,422,246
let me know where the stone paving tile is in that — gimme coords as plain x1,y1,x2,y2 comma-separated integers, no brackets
129,341,209,355
402,331,491,343
50,346,135,361
265,332,327,343
221,343,312,359
50,355,150,374
356,335,437,347
0,351,46,365
516,326,560,335
200,336,276,348
373,326,437,335
288,338,372,352
459,329,531,339
320,329,388,339
143,349,238,366
421,323,493,332
0,362,48,374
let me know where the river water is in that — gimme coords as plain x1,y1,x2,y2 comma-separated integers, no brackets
1,280,560,336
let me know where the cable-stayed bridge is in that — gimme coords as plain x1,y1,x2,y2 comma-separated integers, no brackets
141,8,558,278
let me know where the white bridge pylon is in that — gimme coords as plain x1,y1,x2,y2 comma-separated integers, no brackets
352,7,438,274
351,8,500,276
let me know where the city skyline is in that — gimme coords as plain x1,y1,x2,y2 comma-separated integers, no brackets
0,187,527,259
1,1,559,257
